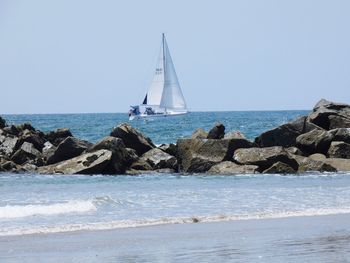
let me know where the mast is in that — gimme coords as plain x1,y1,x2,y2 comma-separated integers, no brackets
162,33,167,113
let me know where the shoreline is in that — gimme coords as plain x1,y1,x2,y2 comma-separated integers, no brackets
1,213,350,262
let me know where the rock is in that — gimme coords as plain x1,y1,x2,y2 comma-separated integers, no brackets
47,136,92,165
292,155,336,172
308,99,350,130
255,116,322,147
130,159,153,171
207,123,225,139
177,138,255,173
11,142,42,165
158,143,178,157
263,161,296,174
285,147,304,156
0,160,22,173
2,125,20,137
45,128,73,146
322,158,350,172
191,128,208,139
330,128,350,144
224,131,246,140
208,161,259,174
0,136,19,157
42,141,56,162
296,129,334,154
0,116,6,128
309,153,327,161
138,148,177,170
110,123,155,155
17,129,46,151
38,150,113,175
328,141,350,159
87,136,133,173
125,168,176,175
233,146,299,171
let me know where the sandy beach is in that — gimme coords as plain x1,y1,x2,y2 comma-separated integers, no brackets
1,213,350,262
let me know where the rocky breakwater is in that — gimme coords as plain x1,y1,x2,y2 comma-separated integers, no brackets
1,98,350,175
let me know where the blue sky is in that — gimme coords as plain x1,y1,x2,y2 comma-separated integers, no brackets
1,0,349,114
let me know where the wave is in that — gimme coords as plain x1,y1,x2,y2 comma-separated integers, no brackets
0,200,97,219
2,207,350,236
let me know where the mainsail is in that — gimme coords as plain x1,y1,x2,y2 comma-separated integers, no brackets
144,34,187,110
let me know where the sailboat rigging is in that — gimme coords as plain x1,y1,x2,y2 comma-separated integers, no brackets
129,34,188,120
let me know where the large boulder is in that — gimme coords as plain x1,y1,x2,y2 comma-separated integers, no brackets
296,129,334,154
233,146,299,172
309,154,350,172
137,148,177,170
0,136,19,157
262,161,296,174
177,138,255,173
207,123,225,139
224,131,246,140
255,116,321,147
17,129,46,151
158,143,177,157
308,99,350,130
86,136,135,173
208,161,259,174
292,155,336,172
46,136,92,164
191,128,208,139
38,149,112,175
110,123,155,155
327,141,350,159
11,142,42,165
330,128,350,144
45,128,73,146
0,160,23,173
0,116,6,128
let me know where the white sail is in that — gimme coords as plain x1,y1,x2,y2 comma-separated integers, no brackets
159,35,187,110
146,42,165,105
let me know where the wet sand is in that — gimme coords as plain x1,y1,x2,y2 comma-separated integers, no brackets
1,214,350,262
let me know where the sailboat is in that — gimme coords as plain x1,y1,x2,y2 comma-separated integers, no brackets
129,34,188,120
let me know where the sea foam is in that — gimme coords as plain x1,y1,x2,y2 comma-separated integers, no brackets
0,200,97,219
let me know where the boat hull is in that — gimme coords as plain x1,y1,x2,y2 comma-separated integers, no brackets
129,111,188,121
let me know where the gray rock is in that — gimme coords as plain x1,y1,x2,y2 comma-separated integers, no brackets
191,128,208,139
292,155,336,172
233,146,299,171
177,138,255,173
11,142,42,165
45,128,73,146
224,131,246,140
47,136,92,165
138,148,177,170
309,153,327,161
0,160,22,173
296,129,334,154
18,129,46,151
0,136,18,157
42,141,56,161
328,141,350,159
255,116,321,147
322,158,350,172
130,159,153,171
263,161,296,174
308,99,350,130
208,161,259,174
158,143,178,157
38,150,112,175
207,123,225,139
87,136,134,173
110,123,155,155
285,146,304,156
330,128,350,144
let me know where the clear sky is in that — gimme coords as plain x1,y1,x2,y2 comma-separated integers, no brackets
1,0,349,114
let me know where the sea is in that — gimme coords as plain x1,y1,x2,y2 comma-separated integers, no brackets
2,111,350,261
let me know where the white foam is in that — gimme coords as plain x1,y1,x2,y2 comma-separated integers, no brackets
2,207,350,237
0,200,96,219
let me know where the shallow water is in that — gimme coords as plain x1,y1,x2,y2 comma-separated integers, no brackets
1,173,350,236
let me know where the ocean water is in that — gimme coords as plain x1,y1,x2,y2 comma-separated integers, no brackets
2,111,350,261
4,111,308,144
